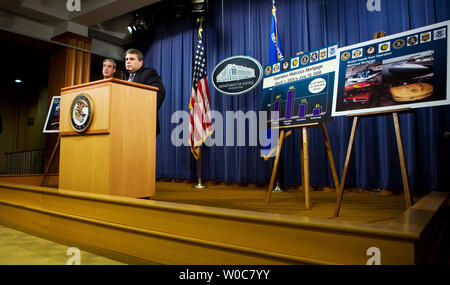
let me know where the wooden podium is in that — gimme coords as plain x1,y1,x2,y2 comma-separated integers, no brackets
58,78,158,198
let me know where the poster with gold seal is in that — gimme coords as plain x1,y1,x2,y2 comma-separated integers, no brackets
332,20,450,116
261,43,338,128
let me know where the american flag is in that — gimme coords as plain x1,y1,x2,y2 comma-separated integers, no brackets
189,18,213,159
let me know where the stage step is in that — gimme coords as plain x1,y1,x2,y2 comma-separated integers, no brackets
0,182,448,264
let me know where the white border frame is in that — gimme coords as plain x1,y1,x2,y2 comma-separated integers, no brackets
332,20,450,116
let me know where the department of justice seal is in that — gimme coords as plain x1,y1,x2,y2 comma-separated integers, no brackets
70,93,94,133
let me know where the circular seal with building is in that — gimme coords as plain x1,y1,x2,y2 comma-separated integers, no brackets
70,93,94,132
212,56,263,95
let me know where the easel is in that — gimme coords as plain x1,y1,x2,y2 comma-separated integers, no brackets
265,122,340,210
41,135,60,187
334,31,414,216
334,109,414,216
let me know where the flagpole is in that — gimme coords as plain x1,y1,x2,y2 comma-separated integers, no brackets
270,0,282,193
273,173,283,192
190,15,210,189
192,147,207,189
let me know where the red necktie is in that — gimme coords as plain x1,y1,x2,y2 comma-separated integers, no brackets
129,73,135,82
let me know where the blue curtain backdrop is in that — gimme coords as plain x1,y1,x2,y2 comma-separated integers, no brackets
138,0,450,192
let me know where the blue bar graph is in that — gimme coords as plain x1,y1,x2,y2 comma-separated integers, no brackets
285,89,295,119
298,103,307,118
313,106,322,116
273,100,280,121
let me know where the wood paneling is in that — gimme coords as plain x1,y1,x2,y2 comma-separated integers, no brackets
82,42,91,83
65,38,77,87
44,33,92,173
45,48,67,174
75,40,85,85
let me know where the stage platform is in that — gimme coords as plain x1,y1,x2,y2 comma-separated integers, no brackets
0,176,448,265
153,181,409,225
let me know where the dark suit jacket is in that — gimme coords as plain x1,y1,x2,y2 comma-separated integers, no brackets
124,67,166,134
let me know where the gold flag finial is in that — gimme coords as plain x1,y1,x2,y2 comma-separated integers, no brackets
197,17,204,39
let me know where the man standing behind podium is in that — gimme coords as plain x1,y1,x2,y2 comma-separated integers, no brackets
102,59,116,79
124,49,166,135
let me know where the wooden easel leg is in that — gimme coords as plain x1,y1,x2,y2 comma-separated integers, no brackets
335,117,359,217
392,113,414,208
41,136,60,187
320,123,340,196
300,131,305,192
302,127,310,210
266,130,286,204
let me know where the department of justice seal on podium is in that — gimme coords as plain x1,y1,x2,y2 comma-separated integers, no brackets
70,93,94,132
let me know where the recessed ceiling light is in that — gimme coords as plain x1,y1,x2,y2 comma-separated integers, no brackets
15,79,22,84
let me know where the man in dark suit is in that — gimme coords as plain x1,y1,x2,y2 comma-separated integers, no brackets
124,48,166,135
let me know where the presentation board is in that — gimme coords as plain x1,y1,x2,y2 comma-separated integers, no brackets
332,20,450,116
43,96,60,133
261,44,338,128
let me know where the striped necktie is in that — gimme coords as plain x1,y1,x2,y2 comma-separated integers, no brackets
129,73,135,82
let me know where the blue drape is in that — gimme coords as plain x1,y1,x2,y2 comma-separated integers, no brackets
138,0,450,192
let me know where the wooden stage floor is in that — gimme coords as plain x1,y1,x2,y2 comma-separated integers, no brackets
152,181,413,225
0,177,448,264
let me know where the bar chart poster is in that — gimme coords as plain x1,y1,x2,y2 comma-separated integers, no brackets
332,20,450,116
261,43,338,128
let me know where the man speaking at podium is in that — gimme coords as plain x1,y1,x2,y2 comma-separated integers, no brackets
124,48,166,135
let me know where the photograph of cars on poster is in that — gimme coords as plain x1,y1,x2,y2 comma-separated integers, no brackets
261,43,338,128
332,20,450,116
